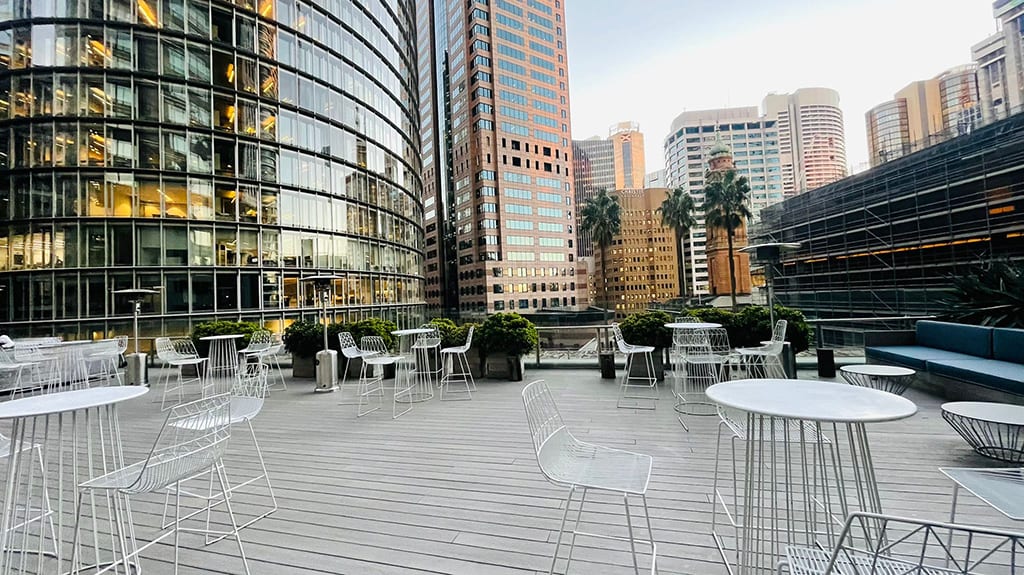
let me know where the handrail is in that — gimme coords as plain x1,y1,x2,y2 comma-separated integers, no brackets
804,316,935,324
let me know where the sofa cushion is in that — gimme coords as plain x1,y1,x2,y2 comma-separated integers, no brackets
865,346,982,370
992,328,1024,364
915,320,993,358
926,359,1024,395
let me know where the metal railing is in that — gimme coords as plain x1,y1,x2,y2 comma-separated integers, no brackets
532,324,615,367
805,315,935,352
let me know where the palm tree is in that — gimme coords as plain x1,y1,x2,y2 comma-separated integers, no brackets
702,169,753,310
581,189,621,320
657,186,697,299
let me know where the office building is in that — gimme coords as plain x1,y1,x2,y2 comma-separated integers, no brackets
865,69,979,168
973,0,1024,122
418,0,579,316
591,188,680,318
644,169,667,188
572,121,645,258
664,106,782,295
0,0,425,338
758,111,1024,318
572,137,614,258
762,88,847,196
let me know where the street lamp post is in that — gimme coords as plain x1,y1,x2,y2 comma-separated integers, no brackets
111,287,160,385
301,275,342,393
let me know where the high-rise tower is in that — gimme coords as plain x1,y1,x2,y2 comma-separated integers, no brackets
418,0,578,317
762,88,847,196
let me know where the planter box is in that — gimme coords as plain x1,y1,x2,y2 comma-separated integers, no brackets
484,352,525,381
292,354,315,378
627,347,665,382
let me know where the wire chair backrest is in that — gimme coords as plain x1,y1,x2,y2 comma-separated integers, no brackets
522,380,585,486
114,335,129,354
246,330,273,353
231,362,269,415
823,512,1024,574
155,337,177,362
337,332,362,359
459,325,475,352
360,336,389,356
414,324,441,348
674,316,699,324
610,324,632,354
125,394,232,494
172,337,200,358
763,320,788,354
707,328,732,355
677,330,712,355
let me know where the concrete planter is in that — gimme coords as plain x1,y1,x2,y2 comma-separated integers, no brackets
292,354,315,378
627,347,666,382
484,352,525,381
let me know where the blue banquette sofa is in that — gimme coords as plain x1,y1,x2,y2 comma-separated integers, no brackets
864,320,1024,404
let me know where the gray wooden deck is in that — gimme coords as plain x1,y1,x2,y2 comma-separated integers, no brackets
112,368,1017,574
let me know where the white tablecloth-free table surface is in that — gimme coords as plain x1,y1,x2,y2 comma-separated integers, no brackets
0,387,149,574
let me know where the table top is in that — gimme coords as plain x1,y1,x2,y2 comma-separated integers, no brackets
841,364,915,377
942,401,1024,425
665,322,722,329
200,334,245,340
0,387,149,419
392,328,433,337
706,379,918,423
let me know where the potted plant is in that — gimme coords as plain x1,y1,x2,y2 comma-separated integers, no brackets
282,320,322,378
477,313,538,381
618,310,673,381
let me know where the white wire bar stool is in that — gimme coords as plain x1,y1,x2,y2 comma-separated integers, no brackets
735,320,788,379
156,337,210,410
71,394,250,575
238,331,273,367
676,329,728,431
0,349,36,396
337,332,378,405
162,363,277,545
411,324,443,389
439,326,476,401
611,324,658,410
522,380,657,575
83,339,126,387
355,337,403,418
777,511,1024,575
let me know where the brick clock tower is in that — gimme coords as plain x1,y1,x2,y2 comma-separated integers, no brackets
704,139,752,298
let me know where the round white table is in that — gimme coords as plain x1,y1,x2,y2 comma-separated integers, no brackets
706,379,917,574
942,401,1024,463
391,328,435,409
840,364,916,395
200,334,244,394
0,387,148,574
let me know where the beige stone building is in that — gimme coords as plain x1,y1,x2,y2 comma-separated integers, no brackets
591,188,681,318
703,142,752,299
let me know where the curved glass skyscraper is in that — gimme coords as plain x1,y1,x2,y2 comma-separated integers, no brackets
0,0,425,339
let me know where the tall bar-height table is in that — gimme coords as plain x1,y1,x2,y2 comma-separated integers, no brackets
200,334,245,396
391,328,435,416
665,322,722,420
0,386,148,574
706,379,917,574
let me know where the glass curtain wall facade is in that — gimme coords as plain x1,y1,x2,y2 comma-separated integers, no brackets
0,0,425,339
759,111,1024,318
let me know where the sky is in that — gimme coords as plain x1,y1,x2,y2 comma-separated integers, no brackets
565,0,999,173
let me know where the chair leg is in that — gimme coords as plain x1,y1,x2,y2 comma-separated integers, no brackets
548,485,576,575
565,487,587,570
215,461,252,575
174,480,182,573
624,493,640,575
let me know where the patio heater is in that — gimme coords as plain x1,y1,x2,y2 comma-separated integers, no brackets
301,275,342,393
740,243,801,377
111,287,160,385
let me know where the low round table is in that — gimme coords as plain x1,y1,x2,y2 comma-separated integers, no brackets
840,364,916,395
942,401,1024,463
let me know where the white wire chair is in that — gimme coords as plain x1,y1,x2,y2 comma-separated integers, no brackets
71,394,250,575
522,380,657,575
440,326,475,401
156,337,209,410
84,339,124,387
356,336,403,418
0,348,36,395
611,324,658,410
777,511,1024,574
735,319,788,379
238,330,273,360
338,332,379,405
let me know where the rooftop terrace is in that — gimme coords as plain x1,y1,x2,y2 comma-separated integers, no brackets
113,367,1015,574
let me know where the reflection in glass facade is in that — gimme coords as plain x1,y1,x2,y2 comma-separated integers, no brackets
0,0,425,339
759,111,1024,318
865,99,910,167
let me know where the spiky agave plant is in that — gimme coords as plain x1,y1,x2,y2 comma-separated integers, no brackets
941,260,1024,328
